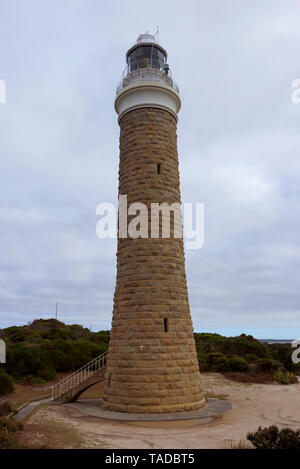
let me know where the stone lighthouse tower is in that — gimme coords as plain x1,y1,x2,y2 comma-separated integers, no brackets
102,32,205,413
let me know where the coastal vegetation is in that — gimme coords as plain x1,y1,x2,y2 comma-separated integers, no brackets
0,319,109,390
0,417,23,449
194,332,299,380
0,320,298,394
247,425,300,449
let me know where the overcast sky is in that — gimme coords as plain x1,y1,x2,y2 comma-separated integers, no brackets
0,0,300,338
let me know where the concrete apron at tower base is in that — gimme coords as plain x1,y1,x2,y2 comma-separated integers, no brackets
101,397,206,414
65,398,231,422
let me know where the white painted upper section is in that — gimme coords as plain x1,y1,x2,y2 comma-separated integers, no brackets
115,82,181,121
115,32,180,120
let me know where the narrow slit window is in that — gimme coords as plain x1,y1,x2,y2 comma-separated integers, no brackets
157,163,161,174
164,318,168,332
107,373,112,387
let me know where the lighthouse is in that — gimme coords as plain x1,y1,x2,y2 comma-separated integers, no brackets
102,32,205,413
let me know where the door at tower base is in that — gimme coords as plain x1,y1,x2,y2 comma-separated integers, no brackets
102,33,205,414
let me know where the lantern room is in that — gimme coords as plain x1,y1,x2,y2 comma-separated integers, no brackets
126,32,167,72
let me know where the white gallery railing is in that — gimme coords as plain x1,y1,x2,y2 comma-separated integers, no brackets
117,60,179,94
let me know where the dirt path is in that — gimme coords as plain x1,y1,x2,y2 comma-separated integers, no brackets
22,373,300,449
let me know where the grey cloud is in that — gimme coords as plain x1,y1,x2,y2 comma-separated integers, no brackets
0,0,300,337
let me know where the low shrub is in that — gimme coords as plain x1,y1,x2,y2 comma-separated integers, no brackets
0,401,12,417
0,417,22,432
207,352,229,371
257,358,279,372
245,354,258,363
273,369,298,385
227,356,249,372
197,353,210,372
0,417,23,449
5,339,108,380
194,332,271,360
27,376,46,386
37,366,56,382
0,370,14,396
214,355,229,371
247,425,300,449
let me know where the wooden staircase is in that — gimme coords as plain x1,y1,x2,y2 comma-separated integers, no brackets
51,351,108,404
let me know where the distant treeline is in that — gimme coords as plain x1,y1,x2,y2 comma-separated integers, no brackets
0,320,298,394
194,332,299,375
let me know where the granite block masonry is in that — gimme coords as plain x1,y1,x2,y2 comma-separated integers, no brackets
102,32,205,413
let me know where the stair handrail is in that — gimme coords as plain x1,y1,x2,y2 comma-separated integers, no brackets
51,350,108,401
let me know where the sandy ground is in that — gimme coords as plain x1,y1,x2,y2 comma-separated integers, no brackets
22,372,300,449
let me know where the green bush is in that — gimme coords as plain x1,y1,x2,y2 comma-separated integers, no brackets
194,332,271,360
0,417,22,433
207,352,223,364
0,320,111,384
0,370,14,396
207,352,252,372
214,355,229,372
227,356,249,372
206,352,228,371
5,344,49,378
257,358,279,372
273,369,298,385
5,338,108,380
0,417,23,449
28,377,46,386
0,401,12,417
247,425,300,449
197,353,210,372
245,354,258,363
37,366,56,382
